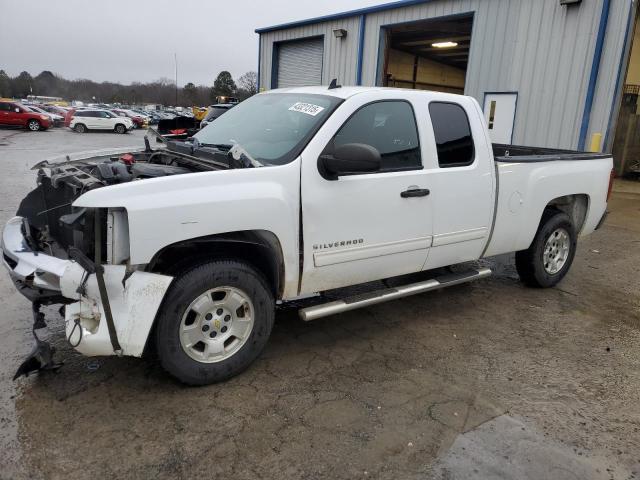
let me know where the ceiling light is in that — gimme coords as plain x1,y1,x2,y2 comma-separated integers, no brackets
432,41,458,48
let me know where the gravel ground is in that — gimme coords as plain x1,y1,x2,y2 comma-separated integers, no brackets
0,126,639,480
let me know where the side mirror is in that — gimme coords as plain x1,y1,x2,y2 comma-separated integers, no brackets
14,108,20,113
318,143,381,180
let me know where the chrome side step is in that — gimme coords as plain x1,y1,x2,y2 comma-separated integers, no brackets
299,267,492,322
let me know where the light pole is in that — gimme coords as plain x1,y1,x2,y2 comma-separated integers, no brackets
174,53,178,106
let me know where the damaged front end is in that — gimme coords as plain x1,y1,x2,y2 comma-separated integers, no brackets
0,142,223,379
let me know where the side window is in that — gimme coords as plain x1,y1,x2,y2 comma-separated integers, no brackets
429,102,475,168
0,103,10,111
328,101,422,171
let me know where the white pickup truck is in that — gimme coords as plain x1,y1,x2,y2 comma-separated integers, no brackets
2,86,613,385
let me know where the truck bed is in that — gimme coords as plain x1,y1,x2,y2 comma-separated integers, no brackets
492,144,611,163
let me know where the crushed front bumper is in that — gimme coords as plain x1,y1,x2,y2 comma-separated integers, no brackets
2,216,173,359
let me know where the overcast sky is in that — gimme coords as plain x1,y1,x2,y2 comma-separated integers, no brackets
1,0,383,86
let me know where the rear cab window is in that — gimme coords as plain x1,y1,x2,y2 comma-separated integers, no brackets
429,102,475,168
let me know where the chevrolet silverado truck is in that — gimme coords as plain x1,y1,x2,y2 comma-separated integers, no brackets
2,86,613,385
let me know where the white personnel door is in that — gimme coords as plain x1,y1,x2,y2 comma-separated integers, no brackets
483,93,517,144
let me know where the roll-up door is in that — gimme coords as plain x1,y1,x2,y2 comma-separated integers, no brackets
276,37,324,88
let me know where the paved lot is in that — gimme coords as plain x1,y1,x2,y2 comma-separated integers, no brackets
0,126,639,480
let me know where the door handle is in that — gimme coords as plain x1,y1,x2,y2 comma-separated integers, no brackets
401,188,430,198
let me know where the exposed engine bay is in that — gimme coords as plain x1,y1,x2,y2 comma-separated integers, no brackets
15,137,228,263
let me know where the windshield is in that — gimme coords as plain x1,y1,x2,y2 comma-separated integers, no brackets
194,93,342,165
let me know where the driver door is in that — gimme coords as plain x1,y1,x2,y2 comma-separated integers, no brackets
299,93,433,294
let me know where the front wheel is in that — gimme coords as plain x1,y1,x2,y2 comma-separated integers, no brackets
27,119,41,131
515,210,577,288
155,259,274,385
114,123,126,134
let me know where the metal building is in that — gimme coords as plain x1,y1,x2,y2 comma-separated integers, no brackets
256,0,640,163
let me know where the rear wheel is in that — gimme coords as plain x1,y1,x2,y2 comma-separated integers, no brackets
114,123,126,134
515,210,577,288
155,259,274,385
27,119,41,131
74,123,87,133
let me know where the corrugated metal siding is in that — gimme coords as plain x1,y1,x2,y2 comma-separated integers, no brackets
259,16,361,89
259,0,632,150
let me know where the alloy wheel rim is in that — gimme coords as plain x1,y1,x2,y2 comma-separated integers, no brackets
543,228,570,275
179,286,254,363
29,121,38,131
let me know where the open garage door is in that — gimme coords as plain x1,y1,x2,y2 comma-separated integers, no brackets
276,37,324,88
379,15,473,94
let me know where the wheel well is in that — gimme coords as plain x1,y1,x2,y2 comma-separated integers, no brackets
115,123,125,129
544,194,589,234
147,230,285,298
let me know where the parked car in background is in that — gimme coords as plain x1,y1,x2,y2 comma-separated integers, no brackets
111,109,147,129
143,111,161,125
0,101,52,131
70,109,133,133
200,104,234,129
26,105,64,127
40,104,69,119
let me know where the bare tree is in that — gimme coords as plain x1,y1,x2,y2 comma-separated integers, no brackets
237,71,258,97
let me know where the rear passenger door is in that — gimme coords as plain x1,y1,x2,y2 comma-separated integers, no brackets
77,111,95,128
421,99,495,270
300,93,434,293
0,102,14,125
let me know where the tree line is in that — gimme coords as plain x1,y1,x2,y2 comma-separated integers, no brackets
0,69,258,106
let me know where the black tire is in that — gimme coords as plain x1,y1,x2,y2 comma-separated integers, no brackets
27,119,41,131
74,123,87,133
114,123,126,134
515,209,577,288
155,259,274,385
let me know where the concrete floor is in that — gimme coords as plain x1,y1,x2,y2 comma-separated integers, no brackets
0,127,639,480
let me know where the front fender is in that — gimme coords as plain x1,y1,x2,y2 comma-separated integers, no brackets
74,160,301,297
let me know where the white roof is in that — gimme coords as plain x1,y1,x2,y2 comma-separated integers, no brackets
264,85,468,101
266,85,380,99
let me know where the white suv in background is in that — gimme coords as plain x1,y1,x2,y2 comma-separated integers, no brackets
70,109,134,134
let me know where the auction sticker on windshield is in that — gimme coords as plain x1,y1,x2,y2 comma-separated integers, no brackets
288,102,325,116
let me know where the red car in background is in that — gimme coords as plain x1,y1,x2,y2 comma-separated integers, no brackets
0,101,52,131
40,105,75,126
111,109,146,129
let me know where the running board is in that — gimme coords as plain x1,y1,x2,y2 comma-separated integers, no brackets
299,267,492,322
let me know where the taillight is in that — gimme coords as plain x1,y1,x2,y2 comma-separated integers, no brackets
606,168,615,202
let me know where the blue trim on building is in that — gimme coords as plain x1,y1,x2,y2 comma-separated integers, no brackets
257,36,262,90
604,0,635,150
255,0,435,33
356,14,367,85
578,0,611,151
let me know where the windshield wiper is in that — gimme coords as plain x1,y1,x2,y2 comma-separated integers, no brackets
200,142,233,151
228,144,264,168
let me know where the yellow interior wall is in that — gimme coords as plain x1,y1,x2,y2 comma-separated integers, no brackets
386,48,466,92
625,14,640,85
